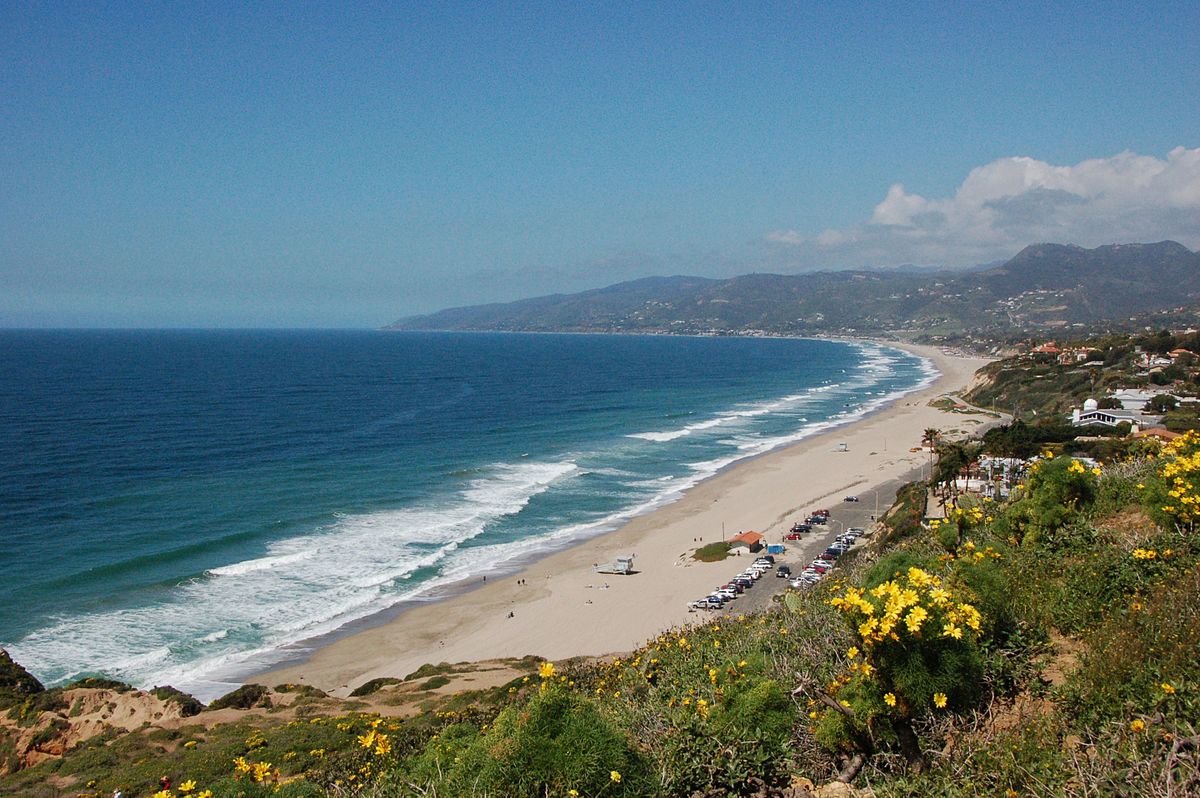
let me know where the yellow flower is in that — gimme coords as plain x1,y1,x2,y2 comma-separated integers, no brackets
610,770,622,783
182,740,197,748
884,692,896,707
153,792,173,798
933,692,948,708
196,792,213,798
539,661,556,679
809,710,818,718
233,756,251,773
179,781,196,793
904,606,928,634
251,761,273,782
375,734,391,756
1161,682,1176,695
569,791,579,797
1130,719,1146,732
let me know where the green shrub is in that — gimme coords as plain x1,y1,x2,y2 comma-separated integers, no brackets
1062,562,1200,728
273,683,327,698
65,677,133,692
877,715,1073,797
403,684,651,796
995,455,1098,546
0,649,44,711
207,684,269,711
692,541,731,562
350,677,403,697
151,685,205,717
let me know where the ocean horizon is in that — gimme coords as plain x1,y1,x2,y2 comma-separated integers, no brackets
0,330,934,700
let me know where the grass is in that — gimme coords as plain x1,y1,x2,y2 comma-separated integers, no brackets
692,540,732,562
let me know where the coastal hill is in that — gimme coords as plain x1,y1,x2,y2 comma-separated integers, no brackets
388,241,1200,338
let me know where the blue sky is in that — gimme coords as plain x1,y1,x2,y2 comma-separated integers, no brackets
3,2,1199,327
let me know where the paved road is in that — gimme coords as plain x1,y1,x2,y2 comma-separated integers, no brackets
699,465,925,616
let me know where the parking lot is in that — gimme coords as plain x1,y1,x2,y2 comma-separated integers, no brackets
694,466,923,616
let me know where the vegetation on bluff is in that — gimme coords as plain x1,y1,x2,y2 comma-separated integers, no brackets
4,433,1200,796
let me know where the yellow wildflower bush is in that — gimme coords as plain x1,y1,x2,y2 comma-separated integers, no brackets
816,563,985,755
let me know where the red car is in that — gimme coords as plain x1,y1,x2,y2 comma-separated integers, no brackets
785,532,804,541
810,509,830,517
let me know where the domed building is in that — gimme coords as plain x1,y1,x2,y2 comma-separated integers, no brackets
1070,396,1159,431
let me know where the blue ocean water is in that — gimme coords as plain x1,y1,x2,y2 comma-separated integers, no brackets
0,330,933,698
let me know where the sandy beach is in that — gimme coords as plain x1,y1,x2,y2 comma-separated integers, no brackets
259,343,993,696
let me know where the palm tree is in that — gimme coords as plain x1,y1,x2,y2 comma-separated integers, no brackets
922,427,941,481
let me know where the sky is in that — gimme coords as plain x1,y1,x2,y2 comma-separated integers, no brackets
2,2,1199,328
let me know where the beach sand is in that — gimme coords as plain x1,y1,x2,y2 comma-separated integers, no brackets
259,343,993,695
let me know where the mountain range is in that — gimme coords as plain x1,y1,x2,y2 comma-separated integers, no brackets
388,241,1200,339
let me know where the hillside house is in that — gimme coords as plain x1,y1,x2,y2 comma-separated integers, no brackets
1070,398,1160,431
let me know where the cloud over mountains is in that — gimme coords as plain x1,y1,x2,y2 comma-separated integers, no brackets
768,147,1200,268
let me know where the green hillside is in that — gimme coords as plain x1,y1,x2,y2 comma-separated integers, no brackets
388,242,1200,340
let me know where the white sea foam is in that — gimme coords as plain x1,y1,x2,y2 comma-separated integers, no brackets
6,459,577,700
626,384,838,443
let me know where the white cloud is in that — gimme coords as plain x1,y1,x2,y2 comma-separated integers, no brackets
767,146,1200,268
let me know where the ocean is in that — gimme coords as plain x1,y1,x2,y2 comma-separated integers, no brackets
0,330,933,699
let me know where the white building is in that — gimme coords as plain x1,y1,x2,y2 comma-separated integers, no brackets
1070,398,1160,431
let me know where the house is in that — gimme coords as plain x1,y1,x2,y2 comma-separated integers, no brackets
728,531,764,553
1106,389,1179,411
1058,347,1099,365
1031,343,1062,355
1170,348,1195,361
1070,398,1160,431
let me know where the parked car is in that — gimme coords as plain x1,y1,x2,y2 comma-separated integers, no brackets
776,565,792,577
756,555,776,564
810,509,830,517
844,495,859,502
785,532,803,541
822,548,841,560
807,515,827,525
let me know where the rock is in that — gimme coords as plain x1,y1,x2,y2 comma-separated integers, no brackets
817,783,856,798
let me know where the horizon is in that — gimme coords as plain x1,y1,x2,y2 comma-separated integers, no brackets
3,3,1199,328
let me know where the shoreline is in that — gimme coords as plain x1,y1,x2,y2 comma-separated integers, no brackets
254,342,993,696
